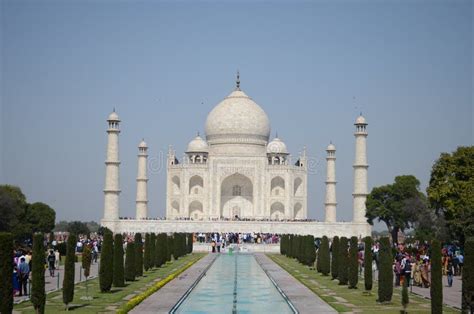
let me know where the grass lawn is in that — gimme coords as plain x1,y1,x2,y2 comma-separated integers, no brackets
15,253,205,313
268,254,459,314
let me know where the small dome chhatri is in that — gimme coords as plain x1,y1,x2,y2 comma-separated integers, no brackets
326,142,336,151
138,139,147,148
108,109,120,122
205,75,270,146
186,134,209,153
267,137,288,154
355,113,367,125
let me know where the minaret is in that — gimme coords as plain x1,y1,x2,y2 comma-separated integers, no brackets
325,142,337,223
103,110,121,221
352,114,369,223
135,139,149,219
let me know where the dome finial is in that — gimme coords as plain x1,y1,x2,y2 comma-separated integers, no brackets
197,131,200,137
275,131,278,138
236,70,240,90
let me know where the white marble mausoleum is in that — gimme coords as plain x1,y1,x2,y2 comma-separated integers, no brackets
101,74,371,238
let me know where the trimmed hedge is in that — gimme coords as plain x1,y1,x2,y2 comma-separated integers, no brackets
378,237,393,303
331,236,339,280
63,234,76,309
113,233,125,287
0,233,13,314
125,242,136,282
338,237,348,285
135,233,143,277
31,233,46,314
462,237,474,312
99,228,114,292
144,233,151,271
348,236,358,289
430,239,442,313
363,236,373,291
320,236,330,276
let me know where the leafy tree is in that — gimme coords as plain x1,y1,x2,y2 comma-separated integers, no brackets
338,237,348,285
134,233,143,277
113,234,125,287
54,221,69,232
0,232,13,314
366,175,427,244
125,242,136,282
0,185,27,240
319,236,330,275
99,228,114,292
66,221,90,236
427,146,474,243
331,236,339,280
63,234,76,310
363,236,373,292
430,239,442,313
377,237,393,303
27,202,56,234
85,221,100,233
462,237,474,312
31,233,46,314
348,236,358,289
82,245,92,300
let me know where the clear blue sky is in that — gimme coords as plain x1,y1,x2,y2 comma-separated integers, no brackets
1,0,472,227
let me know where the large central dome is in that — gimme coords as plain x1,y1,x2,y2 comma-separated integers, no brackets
205,89,271,146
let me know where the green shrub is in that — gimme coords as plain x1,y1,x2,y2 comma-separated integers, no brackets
338,237,348,285
63,234,76,309
31,233,46,314
462,237,474,312
331,236,339,280
99,228,114,292
135,233,143,277
377,237,393,303
348,236,358,289
144,233,151,271
125,242,136,282
430,239,442,313
0,233,13,314
363,236,373,291
113,234,125,287
320,236,330,275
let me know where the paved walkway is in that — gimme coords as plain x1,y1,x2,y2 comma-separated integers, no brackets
14,261,99,303
254,253,336,314
131,254,217,314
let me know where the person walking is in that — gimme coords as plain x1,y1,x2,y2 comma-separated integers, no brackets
18,257,30,296
54,249,60,270
447,259,454,287
47,250,56,277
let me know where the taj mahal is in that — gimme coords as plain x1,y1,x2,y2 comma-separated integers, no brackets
101,74,371,238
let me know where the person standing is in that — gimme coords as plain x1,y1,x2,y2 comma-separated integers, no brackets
54,250,60,270
18,257,30,296
447,258,454,287
47,250,56,277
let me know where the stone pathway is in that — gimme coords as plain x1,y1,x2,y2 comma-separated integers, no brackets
130,254,217,314
14,261,99,304
254,253,336,314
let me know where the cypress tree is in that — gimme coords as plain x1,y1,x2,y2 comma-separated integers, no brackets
316,240,322,271
32,233,46,314
401,280,409,313
363,236,373,292
462,237,474,312
82,245,92,300
154,233,160,267
338,237,348,285
149,233,156,268
331,236,339,280
173,234,181,260
320,236,330,276
99,228,114,292
306,235,316,267
0,233,13,314
134,233,143,277
430,239,442,313
63,233,76,310
168,234,175,260
113,234,125,287
164,233,171,262
280,234,286,255
377,237,393,303
143,233,151,271
125,242,136,282
187,233,193,254
348,236,359,289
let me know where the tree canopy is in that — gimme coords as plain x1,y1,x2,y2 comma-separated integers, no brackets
366,175,428,243
427,146,474,243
